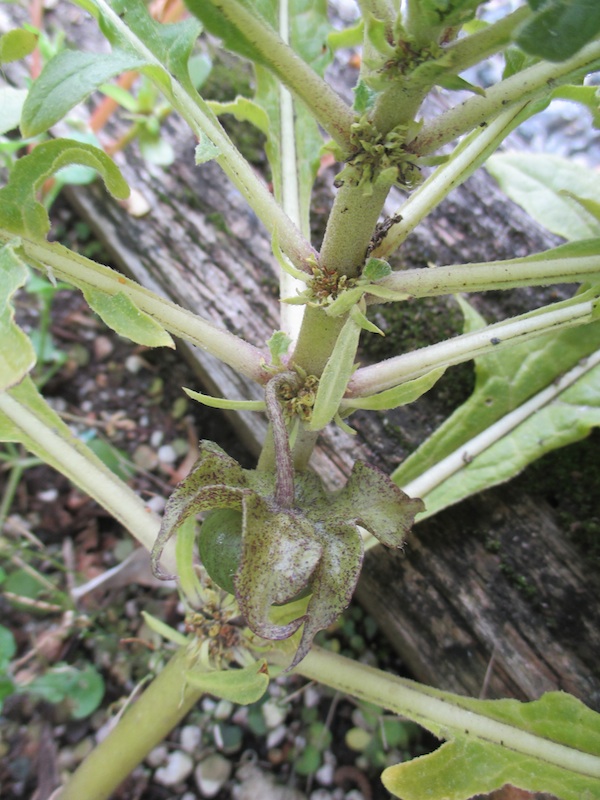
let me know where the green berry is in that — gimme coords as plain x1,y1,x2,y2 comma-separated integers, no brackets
198,508,243,594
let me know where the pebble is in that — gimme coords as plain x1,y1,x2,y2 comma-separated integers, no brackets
38,488,59,503
150,429,164,448
157,443,177,464
180,725,202,753
262,699,287,729
214,699,234,721
133,444,159,470
154,750,194,787
93,335,113,361
266,723,287,749
125,354,146,373
146,744,168,767
195,753,232,797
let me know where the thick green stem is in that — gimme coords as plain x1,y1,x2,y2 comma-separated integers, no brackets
409,38,600,155
56,647,202,800
3,234,269,384
371,250,600,299
290,646,600,779
194,0,355,154
347,294,598,397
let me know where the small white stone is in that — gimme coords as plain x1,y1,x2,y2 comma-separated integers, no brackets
150,430,164,448
38,488,59,503
158,444,177,464
310,790,333,800
181,793,197,800
214,699,234,720
146,744,168,767
125,354,145,373
145,495,166,514
195,753,232,798
154,751,193,787
180,724,202,753
262,698,287,729
303,685,321,708
266,724,287,749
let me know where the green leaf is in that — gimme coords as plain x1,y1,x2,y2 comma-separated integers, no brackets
330,461,424,548
486,152,600,241
24,663,104,720
0,139,129,239
195,138,221,164
121,0,203,92
0,624,16,667
267,330,292,367
393,298,600,517
21,49,148,137
553,84,600,128
383,691,600,800
363,257,392,281
185,659,269,705
82,289,175,348
516,0,600,62
342,367,445,412
184,387,266,411
308,315,361,431
0,29,38,64
0,243,36,390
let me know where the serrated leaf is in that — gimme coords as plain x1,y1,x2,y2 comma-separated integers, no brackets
342,367,445,412
185,659,269,704
382,690,600,800
83,289,174,348
21,49,148,137
0,29,37,64
516,0,600,62
393,297,600,517
0,139,129,239
0,243,36,390
486,152,600,241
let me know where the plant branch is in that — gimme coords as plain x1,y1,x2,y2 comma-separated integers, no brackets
409,38,600,156
439,6,532,76
0,388,176,575
371,104,533,258
93,0,316,275
401,349,600,505
347,293,599,397
55,646,202,800
3,233,269,384
290,646,600,780
370,248,600,300
193,0,355,154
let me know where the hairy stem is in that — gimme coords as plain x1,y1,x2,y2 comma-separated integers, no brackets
56,647,202,800
347,294,598,397
409,38,600,156
195,0,355,154
3,234,269,384
264,373,296,508
371,249,600,299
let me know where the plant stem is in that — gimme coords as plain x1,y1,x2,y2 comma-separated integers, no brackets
440,6,532,75
409,38,600,155
0,387,176,575
371,104,530,258
347,293,598,397
196,0,356,154
371,250,600,299
3,234,269,385
290,646,600,779
93,0,316,274
55,647,202,800
401,349,600,504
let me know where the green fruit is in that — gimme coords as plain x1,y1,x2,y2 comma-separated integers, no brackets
198,508,243,594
